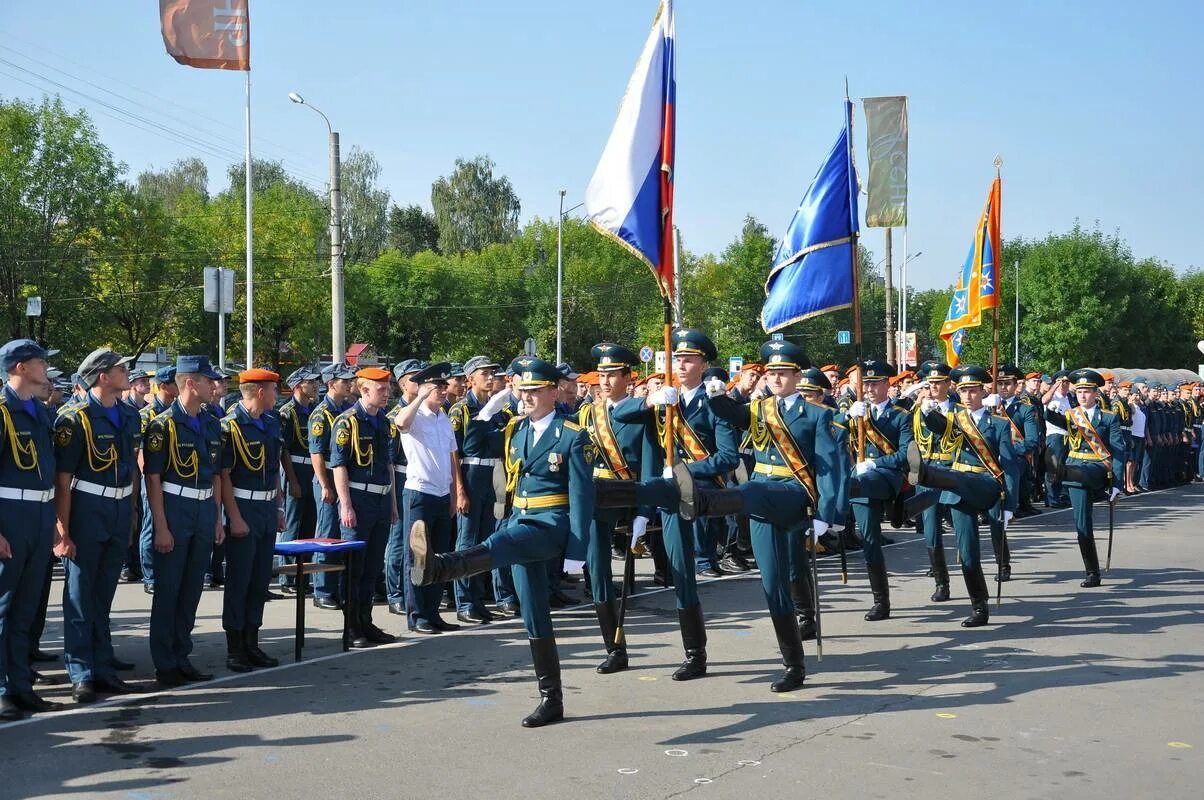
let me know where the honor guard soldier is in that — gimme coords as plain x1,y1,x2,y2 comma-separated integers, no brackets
308,362,357,610
989,365,1040,581
137,366,179,593
0,339,61,719
382,359,421,621
910,361,958,601
839,360,913,621
276,366,321,591
610,329,741,681
1044,369,1125,587
329,367,399,647
906,365,1018,627
410,358,594,727
142,356,225,687
218,369,286,672
53,349,141,703
577,342,648,674
448,356,503,625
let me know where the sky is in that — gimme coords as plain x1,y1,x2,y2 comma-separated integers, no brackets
1,1,1200,292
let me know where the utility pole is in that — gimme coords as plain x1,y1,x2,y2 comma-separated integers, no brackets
556,189,565,364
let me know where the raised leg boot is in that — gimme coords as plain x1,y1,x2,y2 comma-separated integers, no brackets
594,479,640,510
694,486,747,519
672,603,708,681
243,627,279,668
1078,537,1101,587
864,560,891,621
594,601,629,674
411,519,493,586
769,613,806,693
961,565,990,627
225,629,255,673
521,637,564,728
929,547,951,602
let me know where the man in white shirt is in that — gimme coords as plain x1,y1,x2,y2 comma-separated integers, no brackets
393,362,462,635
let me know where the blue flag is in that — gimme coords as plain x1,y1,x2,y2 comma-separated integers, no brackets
761,101,860,333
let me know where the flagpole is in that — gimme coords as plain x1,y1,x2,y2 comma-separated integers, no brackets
845,91,866,463
244,69,254,367
991,157,1005,609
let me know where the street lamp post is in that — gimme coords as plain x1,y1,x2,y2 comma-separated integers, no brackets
895,250,922,366
289,91,344,363
556,189,565,364
1014,260,1020,363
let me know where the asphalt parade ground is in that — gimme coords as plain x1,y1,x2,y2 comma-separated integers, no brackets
2,485,1202,800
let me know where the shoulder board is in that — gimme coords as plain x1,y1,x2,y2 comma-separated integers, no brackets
334,408,356,424
562,420,581,432
1019,396,1032,405
448,399,467,416
56,404,81,422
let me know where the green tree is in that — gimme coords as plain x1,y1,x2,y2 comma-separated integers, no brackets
136,157,209,210
340,146,390,264
431,155,521,254
387,203,440,256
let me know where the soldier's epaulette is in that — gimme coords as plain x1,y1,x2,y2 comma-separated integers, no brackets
1019,396,1032,405
56,404,81,423
562,420,581,432
334,408,357,425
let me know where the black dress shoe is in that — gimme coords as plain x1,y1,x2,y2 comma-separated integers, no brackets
0,696,22,721
264,590,285,601
457,609,489,625
719,555,751,573
32,669,63,686
109,656,136,672
931,583,951,602
178,664,213,682
143,584,155,595
495,601,521,618
411,621,440,635
348,635,375,649
996,565,1012,582
30,649,58,663
476,606,495,622
120,567,141,583
961,603,990,627
697,567,724,579
72,681,98,704
431,616,461,632
93,676,138,694
10,691,62,713
388,602,406,615
1080,573,1101,588
155,668,188,687
364,625,397,644
313,596,342,611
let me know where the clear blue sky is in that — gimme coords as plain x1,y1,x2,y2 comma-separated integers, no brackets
1,1,1199,290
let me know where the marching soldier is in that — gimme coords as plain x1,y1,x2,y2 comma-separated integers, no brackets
1044,369,1125,587
577,343,649,674
53,349,141,703
988,365,1040,581
142,356,225,687
0,339,61,719
308,362,357,611
910,361,958,602
409,357,593,727
906,365,1018,626
218,369,286,672
839,360,912,621
276,367,321,592
330,367,400,647
137,366,179,594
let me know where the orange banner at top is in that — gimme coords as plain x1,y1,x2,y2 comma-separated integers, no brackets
160,0,250,71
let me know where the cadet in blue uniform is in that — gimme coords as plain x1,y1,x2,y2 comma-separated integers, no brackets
410,358,593,727
989,365,1040,581
1044,369,1125,587
839,360,913,621
142,356,225,687
611,329,741,681
53,349,141,703
382,359,421,621
308,363,356,610
447,356,503,625
329,367,399,647
137,366,179,593
0,339,61,719
219,369,285,672
577,343,649,674
276,366,321,591
906,365,1018,627
909,361,958,601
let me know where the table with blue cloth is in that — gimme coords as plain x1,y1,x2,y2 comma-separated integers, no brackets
273,538,367,661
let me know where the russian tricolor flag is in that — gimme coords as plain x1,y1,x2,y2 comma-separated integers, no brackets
585,0,676,299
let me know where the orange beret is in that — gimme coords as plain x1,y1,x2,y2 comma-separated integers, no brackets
1101,371,1115,381
1118,380,1132,388
239,368,279,383
356,367,391,381
742,362,765,374
1025,371,1041,380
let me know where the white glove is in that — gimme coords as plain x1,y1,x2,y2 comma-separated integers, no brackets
982,393,1000,408
662,466,675,480
855,459,875,476
1003,510,1014,529
903,381,926,398
648,386,679,407
1046,401,1061,413
1109,487,1120,503
848,400,867,418
921,398,938,414
812,519,830,541
704,377,726,398
476,389,510,420
563,558,585,575
830,523,845,533
630,515,650,546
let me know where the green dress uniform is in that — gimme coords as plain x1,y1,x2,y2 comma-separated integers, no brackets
990,365,1040,581
910,361,960,601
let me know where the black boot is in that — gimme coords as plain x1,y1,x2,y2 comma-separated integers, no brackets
1078,537,1101,587
243,627,279,668
410,518,493,586
990,524,1012,582
1047,446,1090,485
961,565,990,627
594,601,629,674
905,489,942,520
769,614,806,693
594,479,639,509
225,630,255,673
672,603,707,681
864,560,891,621
908,444,964,493
929,547,951,602
521,637,564,728
790,569,817,640
672,461,700,520
695,487,746,519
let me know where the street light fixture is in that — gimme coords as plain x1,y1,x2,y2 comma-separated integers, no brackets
289,91,344,363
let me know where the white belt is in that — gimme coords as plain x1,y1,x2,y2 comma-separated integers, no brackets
0,486,55,503
350,481,391,495
290,454,313,465
393,465,407,475
233,488,276,502
162,482,214,501
463,457,499,467
71,479,134,500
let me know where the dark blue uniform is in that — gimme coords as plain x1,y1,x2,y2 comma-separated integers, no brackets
277,395,317,587
137,395,173,588
384,399,411,610
308,394,346,602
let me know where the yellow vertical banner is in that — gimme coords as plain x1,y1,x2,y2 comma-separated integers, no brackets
863,96,908,228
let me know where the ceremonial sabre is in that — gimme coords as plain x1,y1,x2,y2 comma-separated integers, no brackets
615,538,636,645
1105,496,1115,571
810,527,824,661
